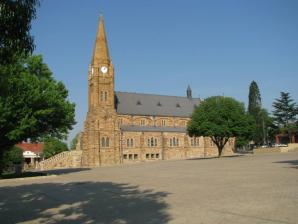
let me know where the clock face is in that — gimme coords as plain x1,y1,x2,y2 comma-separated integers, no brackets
101,66,108,74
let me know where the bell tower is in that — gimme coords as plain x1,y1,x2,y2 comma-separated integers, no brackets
82,15,120,167
88,15,115,111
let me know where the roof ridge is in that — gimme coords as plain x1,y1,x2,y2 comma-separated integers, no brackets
115,91,200,100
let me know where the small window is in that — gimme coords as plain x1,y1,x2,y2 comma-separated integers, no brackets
123,154,127,159
134,154,138,159
156,153,159,159
137,100,142,105
151,154,155,159
129,154,133,160
146,154,150,159
100,91,104,101
141,119,145,126
176,103,180,108
157,101,162,106
161,120,166,126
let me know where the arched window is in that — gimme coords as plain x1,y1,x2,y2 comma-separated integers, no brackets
151,137,154,147
177,138,179,146
170,138,172,147
196,138,200,146
127,139,130,147
154,138,157,146
101,137,105,147
104,91,108,101
130,138,134,147
191,138,194,146
147,139,150,147
106,137,109,147
100,91,104,101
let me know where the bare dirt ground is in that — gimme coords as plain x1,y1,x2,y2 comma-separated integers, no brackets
1,152,297,224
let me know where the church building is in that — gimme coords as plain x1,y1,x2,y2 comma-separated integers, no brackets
81,16,234,167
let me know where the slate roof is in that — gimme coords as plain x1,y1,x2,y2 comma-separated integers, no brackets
120,125,187,133
115,91,201,117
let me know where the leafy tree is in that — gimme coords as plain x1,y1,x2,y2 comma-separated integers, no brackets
70,133,80,150
43,137,68,159
0,55,76,173
0,0,40,65
188,96,255,157
272,92,298,143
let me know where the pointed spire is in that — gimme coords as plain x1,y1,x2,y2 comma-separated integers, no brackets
187,85,192,99
91,15,110,66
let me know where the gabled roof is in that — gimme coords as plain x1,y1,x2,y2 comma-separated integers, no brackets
16,142,44,153
115,91,201,117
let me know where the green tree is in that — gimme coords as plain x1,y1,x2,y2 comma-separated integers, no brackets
272,92,298,143
0,55,76,173
0,0,40,65
43,137,68,159
70,133,80,150
188,96,255,157
248,81,264,145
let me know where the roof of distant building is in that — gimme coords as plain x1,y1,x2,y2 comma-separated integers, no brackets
115,91,201,117
16,142,44,154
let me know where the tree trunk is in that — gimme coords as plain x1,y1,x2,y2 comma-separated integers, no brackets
218,146,224,158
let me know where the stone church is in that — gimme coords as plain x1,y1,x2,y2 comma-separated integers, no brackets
80,16,234,167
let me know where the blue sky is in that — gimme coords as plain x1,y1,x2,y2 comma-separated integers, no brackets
31,0,298,144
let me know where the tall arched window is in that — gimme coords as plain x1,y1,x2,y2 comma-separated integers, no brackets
106,137,109,147
154,138,157,146
170,138,172,147
104,91,108,101
101,137,105,147
151,137,154,147
130,138,134,147
100,91,104,101
127,139,130,147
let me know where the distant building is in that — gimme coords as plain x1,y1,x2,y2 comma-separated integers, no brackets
16,142,44,166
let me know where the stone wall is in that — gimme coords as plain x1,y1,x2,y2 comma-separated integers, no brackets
36,150,82,171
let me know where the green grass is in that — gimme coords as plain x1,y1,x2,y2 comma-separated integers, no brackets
0,171,47,179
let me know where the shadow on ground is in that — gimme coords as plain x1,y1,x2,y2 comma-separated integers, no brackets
274,160,298,169
40,168,91,175
0,181,171,224
187,154,244,161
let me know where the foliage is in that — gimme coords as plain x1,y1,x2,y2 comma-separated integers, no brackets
272,92,297,128
43,137,68,159
70,133,80,150
2,146,23,172
188,96,255,157
272,92,297,143
248,81,261,116
0,55,76,173
0,0,40,65
248,81,265,145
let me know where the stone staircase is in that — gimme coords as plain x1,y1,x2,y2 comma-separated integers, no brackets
36,150,82,171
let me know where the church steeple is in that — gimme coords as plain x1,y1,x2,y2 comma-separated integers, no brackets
91,15,110,66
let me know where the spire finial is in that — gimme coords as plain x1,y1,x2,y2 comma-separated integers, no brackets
187,85,192,99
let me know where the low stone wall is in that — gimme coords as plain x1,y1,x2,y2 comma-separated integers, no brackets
254,144,298,154
36,150,82,171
